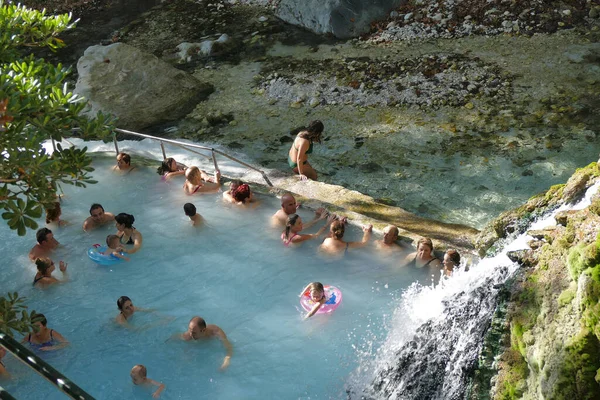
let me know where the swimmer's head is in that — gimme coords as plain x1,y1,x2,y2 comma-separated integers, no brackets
130,364,147,385
35,257,54,275
230,180,243,193
183,203,197,217
233,184,251,203
281,193,297,215
32,313,48,332
443,249,461,268
115,213,135,229
330,220,345,240
158,157,177,175
117,296,133,312
89,204,105,221
185,166,201,183
106,234,120,249
383,225,399,244
116,152,131,167
308,282,325,301
285,214,302,238
187,316,207,339
45,202,61,224
36,227,54,245
416,237,434,257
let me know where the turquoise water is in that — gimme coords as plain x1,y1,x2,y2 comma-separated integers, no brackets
0,153,431,399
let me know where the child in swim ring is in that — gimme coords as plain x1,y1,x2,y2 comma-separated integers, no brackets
103,235,130,261
299,282,327,319
130,364,166,398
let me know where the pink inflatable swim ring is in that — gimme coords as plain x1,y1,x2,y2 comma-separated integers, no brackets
300,285,342,314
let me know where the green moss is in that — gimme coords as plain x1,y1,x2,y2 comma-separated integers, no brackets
552,329,600,400
567,235,600,281
558,286,576,307
495,348,529,400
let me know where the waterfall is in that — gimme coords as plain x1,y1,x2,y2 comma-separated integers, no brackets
347,181,600,400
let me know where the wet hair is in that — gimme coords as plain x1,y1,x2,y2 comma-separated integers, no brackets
132,365,147,378
191,316,207,329
117,152,131,165
36,228,53,244
45,202,61,224
185,166,201,183
308,282,324,293
32,313,48,327
285,214,300,240
446,249,461,266
233,184,251,203
115,213,135,228
90,203,104,215
298,120,324,143
157,157,176,175
230,180,243,192
330,220,345,240
117,296,132,311
106,234,120,248
183,203,197,217
417,237,434,252
35,257,53,275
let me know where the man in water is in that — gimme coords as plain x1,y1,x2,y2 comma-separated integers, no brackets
113,152,135,173
178,316,232,370
375,225,404,252
83,203,115,231
272,193,325,228
28,228,60,261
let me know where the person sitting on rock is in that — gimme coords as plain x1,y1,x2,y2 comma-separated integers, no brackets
287,120,324,181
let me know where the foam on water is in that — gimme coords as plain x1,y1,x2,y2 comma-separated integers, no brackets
0,151,430,399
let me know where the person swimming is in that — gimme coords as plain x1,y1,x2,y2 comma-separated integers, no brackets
157,157,186,180
130,364,166,398
183,203,203,226
319,220,373,255
114,152,135,173
177,316,233,370
83,203,115,232
32,257,68,288
115,213,142,254
21,313,69,351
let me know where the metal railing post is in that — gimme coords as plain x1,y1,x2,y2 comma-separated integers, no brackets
0,332,95,399
211,149,219,174
160,142,167,160
112,132,119,155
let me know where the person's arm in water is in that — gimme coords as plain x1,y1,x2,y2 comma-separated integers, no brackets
164,170,185,180
290,215,335,244
304,297,326,320
111,251,130,261
147,378,166,398
213,327,233,370
347,225,373,249
123,233,143,254
301,208,326,230
40,330,69,351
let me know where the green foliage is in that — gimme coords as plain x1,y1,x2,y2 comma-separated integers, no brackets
553,329,600,400
0,292,42,337
0,1,115,235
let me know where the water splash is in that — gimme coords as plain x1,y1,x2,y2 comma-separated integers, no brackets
347,180,600,400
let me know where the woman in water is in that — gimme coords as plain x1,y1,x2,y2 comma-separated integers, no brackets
45,201,68,227
442,249,461,277
319,220,372,255
116,296,153,326
287,120,324,181
299,282,327,319
21,313,69,351
281,213,334,247
183,166,221,195
157,157,186,180
402,237,443,269
115,213,143,254
32,257,68,288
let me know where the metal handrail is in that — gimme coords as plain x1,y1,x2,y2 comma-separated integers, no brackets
113,128,273,187
0,332,95,399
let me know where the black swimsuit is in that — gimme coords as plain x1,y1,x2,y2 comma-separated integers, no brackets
408,255,437,268
120,229,136,245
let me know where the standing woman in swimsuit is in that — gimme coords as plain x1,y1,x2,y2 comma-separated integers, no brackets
115,213,143,254
319,220,372,255
287,120,324,181
21,313,69,351
402,237,442,269
281,213,334,247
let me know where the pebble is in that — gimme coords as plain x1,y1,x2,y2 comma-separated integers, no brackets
562,9,571,16
258,16,268,22
404,13,413,21
309,98,320,108
465,102,474,109
390,11,399,18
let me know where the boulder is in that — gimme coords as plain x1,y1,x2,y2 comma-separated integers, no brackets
75,43,214,130
275,0,406,39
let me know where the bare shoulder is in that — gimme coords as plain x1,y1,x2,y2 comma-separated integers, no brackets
208,324,226,337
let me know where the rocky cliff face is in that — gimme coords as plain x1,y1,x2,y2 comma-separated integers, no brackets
472,162,600,399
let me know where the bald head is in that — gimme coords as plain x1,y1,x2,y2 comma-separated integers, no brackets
383,225,399,244
281,193,297,215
